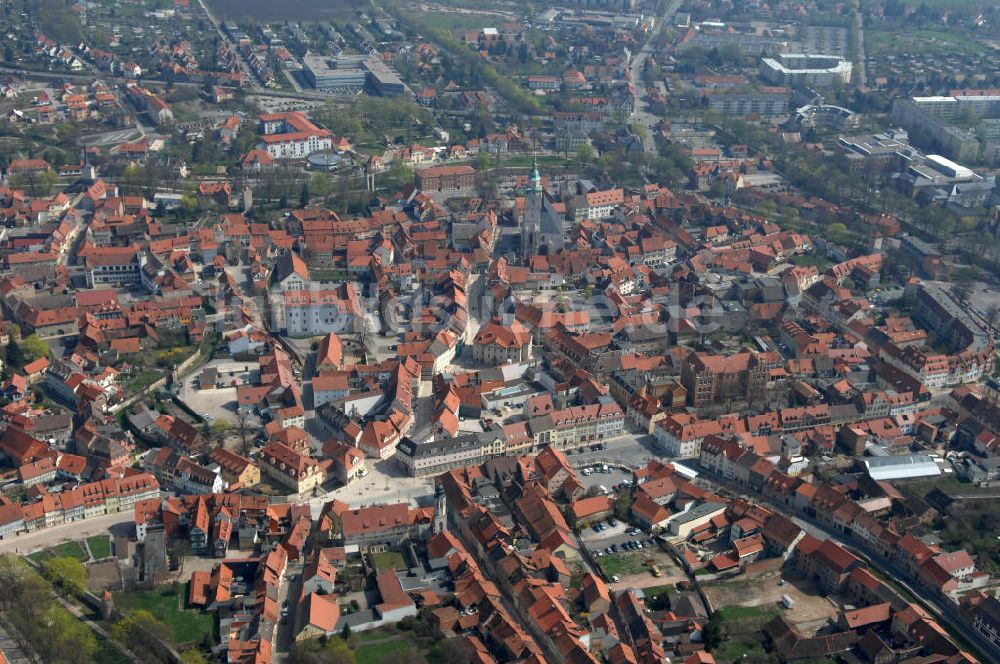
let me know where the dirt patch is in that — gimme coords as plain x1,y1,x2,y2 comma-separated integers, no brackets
701,570,840,626
177,555,219,582
606,546,688,592
86,560,123,593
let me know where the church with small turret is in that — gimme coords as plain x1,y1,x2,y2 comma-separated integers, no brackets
520,158,565,259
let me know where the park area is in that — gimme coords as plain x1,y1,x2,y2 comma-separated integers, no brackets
87,535,112,560
113,584,214,647
29,539,88,563
29,535,113,564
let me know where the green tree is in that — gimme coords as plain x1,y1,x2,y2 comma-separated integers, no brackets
181,195,199,215
703,613,723,650
179,650,210,664
46,605,98,664
828,222,849,244
209,420,232,439
0,554,50,616
388,160,413,185
310,172,331,199
475,151,492,172
758,199,777,219
613,491,631,522
123,164,143,196
780,207,799,227
40,169,58,196
289,638,356,664
20,334,50,363
112,609,174,652
41,557,87,597
5,339,24,371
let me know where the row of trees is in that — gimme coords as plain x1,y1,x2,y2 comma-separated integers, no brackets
311,97,435,147
385,2,542,117
0,555,97,664
112,608,208,664
0,554,210,664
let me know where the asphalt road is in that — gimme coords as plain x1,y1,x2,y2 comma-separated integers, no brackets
273,559,305,662
629,0,686,155
854,11,867,88
0,510,136,555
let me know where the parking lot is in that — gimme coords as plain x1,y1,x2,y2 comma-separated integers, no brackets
178,359,262,425
582,525,662,558
577,464,632,493
580,517,688,589
567,434,658,471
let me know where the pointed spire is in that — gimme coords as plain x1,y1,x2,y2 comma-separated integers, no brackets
528,156,542,192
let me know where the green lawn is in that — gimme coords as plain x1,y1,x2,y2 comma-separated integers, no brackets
355,639,412,664
350,629,401,643
709,604,779,662
497,155,567,168
87,536,112,560
714,605,779,620
642,584,673,597
125,369,163,393
789,253,834,271
598,553,647,578
713,639,767,661
896,475,1000,499
867,28,987,56
30,540,89,563
371,551,406,571
309,269,349,283
419,11,496,31
113,585,214,645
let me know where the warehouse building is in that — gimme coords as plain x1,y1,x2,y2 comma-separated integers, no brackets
863,454,941,481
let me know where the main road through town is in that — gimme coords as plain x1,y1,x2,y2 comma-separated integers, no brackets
629,0,686,155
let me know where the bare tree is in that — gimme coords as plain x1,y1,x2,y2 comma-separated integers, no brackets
949,279,972,304
234,408,251,456
357,314,374,360
142,160,167,200
985,305,1000,331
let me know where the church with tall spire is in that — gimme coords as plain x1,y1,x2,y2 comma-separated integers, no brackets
519,157,564,259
